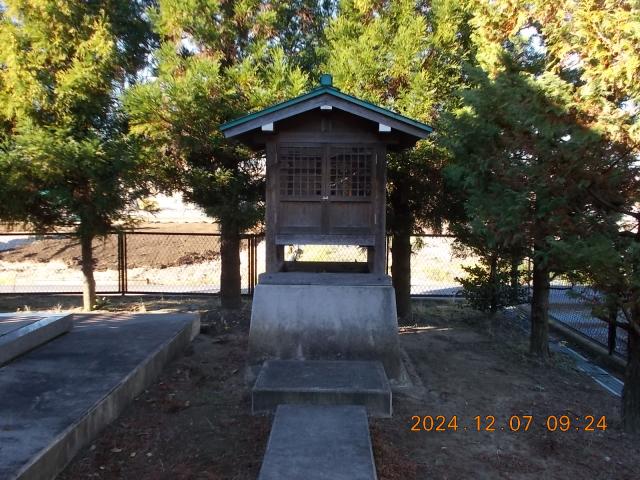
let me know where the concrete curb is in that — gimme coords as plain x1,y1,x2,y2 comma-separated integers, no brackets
13,313,200,480
515,304,626,373
0,314,72,367
548,317,626,374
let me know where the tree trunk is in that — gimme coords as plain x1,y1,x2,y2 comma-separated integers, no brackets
488,254,499,316
80,233,96,312
623,312,640,433
220,221,242,309
510,256,521,304
622,227,640,432
391,229,412,323
529,251,550,359
488,254,499,336
389,171,412,323
606,297,618,355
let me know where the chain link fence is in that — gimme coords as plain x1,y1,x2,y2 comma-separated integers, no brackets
0,232,473,295
0,232,259,295
0,233,120,294
547,283,628,359
400,235,472,296
123,233,223,294
0,230,627,359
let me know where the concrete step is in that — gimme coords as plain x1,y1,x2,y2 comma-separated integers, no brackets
0,313,72,366
258,405,377,480
252,360,392,417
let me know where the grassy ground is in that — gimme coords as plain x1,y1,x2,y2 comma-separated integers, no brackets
2,295,637,479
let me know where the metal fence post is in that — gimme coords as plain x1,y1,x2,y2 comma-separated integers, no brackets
117,232,124,295
254,236,259,291
122,232,128,294
606,301,619,356
385,235,390,275
608,320,617,355
248,236,254,295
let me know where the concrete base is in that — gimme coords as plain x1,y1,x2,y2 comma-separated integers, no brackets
252,360,392,417
248,275,404,381
258,405,377,480
0,312,199,480
0,313,72,366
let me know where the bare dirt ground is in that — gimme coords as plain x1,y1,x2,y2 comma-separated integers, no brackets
4,296,638,479
374,303,639,479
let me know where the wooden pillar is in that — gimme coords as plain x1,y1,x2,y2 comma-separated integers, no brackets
265,142,282,273
367,246,375,273
371,145,387,274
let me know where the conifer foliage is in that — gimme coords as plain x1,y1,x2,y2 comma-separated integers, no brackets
125,0,326,309
445,0,640,430
325,0,472,321
0,0,154,310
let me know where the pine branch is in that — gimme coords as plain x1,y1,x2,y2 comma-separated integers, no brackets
587,188,639,220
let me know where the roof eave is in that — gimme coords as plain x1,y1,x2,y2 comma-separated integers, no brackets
220,88,433,140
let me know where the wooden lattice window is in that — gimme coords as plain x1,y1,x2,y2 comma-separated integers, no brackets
279,146,323,197
329,146,373,198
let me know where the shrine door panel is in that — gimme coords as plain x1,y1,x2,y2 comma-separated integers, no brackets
276,144,375,237
326,145,375,235
277,145,323,234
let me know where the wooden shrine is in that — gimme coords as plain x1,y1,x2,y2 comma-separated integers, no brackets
220,75,432,382
221,74,432,275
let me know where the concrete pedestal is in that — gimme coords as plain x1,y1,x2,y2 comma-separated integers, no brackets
248,273,404,382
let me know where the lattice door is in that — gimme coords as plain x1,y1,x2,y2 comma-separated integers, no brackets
326,145,374,235
328,146,373,199
276,144,376,237
278,146,323,199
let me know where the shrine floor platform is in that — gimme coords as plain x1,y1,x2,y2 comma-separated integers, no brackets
0,312,199,480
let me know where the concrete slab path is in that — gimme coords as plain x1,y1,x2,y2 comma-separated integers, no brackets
258,405,377,480
0,312,199,480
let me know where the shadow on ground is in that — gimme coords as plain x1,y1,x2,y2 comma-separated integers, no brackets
44,299,640,480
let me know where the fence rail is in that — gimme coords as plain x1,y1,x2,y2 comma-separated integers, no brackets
0,230,627,360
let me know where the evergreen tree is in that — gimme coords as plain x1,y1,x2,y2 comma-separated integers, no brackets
453,221,528,323
325,0,472,321
538,0,640,432
125,0,323,308
0,0,154,310
275,0,335,72
445,2,639,436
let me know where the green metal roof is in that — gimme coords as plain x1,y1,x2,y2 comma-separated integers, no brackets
219,83,434,135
